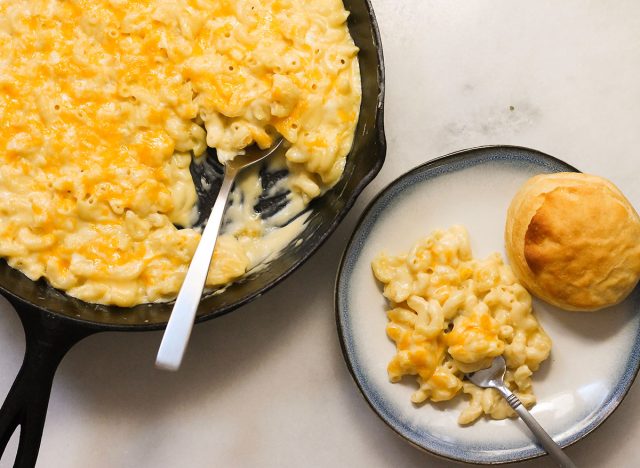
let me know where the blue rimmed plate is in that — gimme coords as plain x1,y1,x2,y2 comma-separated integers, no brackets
335,146,640,464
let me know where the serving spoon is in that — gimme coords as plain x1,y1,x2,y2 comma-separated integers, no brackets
156,139,284,371
466,356,577,468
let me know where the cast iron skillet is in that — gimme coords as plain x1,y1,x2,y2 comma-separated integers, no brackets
0,1,386,466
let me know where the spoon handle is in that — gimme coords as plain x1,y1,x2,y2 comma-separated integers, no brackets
155,166,238,371
496,386,577,468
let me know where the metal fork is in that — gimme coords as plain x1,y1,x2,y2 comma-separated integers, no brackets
466,356,577,468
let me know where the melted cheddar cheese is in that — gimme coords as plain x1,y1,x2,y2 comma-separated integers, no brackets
0,0,361,306
372,226,552,425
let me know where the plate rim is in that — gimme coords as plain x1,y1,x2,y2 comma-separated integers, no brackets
334,145,640,464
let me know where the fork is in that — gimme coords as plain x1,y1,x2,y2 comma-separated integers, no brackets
466,356,577,468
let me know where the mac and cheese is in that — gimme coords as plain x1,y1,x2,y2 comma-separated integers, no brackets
372,226,552,424
0,0,361,306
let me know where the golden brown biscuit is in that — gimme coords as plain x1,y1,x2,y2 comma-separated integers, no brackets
505,172,640,311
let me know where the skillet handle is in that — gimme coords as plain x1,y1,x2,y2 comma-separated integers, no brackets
0,299,95,468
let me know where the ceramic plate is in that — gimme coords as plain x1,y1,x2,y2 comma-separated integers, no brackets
335,146,640,464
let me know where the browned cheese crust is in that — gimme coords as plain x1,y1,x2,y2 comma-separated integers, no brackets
505,172,640,311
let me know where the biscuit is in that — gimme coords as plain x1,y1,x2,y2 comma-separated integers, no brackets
505,172,640,311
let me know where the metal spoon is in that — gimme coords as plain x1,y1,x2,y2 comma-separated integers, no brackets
155,139,284,371
466,356,577,468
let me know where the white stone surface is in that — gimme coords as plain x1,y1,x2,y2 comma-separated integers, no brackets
2,0,640,466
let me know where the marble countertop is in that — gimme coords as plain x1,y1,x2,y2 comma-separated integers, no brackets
2,1,640,467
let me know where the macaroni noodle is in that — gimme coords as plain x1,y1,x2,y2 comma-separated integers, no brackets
371,226,552,424
0,0,361,306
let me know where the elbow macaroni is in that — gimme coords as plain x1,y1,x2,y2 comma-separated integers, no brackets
371,226,552,425
0,0,361,306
